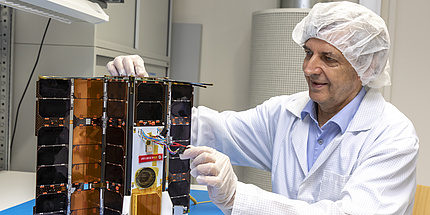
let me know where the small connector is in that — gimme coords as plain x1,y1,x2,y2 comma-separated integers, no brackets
159,127,168,137
177,146,187,154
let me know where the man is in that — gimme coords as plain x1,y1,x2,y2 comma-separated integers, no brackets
107,2,419,214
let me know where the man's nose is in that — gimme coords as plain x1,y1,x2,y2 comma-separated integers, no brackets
303,56,322,77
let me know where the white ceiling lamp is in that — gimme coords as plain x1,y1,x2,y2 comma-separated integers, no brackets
0,0,109,24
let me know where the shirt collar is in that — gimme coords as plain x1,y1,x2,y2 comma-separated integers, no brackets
300,87,367,133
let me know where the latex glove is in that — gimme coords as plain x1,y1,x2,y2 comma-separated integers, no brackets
181,146,237,214
106,55,148,77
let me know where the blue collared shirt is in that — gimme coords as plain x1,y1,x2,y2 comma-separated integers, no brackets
301,87,366,171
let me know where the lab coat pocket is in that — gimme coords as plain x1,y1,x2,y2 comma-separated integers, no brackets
317,170,350,201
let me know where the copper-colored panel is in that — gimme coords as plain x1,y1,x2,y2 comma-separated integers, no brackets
70,189,100,211
132,192,161,215
70,207,100,215
107,101,126,118
73,126,102,145
74,79,103,99
74,99,103,119
107,81,127,100
72,145,102,164
72,163,101,184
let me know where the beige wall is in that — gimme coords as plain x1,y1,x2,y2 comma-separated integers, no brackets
172,0,280,112
387,0,430,186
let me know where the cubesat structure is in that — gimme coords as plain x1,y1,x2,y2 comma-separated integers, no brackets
34,76,210,215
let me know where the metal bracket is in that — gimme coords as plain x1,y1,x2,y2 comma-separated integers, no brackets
0,6,12,170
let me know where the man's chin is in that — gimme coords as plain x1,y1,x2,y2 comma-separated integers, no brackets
308,92,327,104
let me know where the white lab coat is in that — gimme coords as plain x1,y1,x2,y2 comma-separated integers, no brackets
191,88,419,215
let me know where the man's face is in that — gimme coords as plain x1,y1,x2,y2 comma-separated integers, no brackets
302,38,362,113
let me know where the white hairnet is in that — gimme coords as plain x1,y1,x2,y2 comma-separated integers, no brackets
292,2,391,88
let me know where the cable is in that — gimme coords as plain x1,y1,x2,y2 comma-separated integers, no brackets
138,129,188,155
190,194,212,205
10,18,51,158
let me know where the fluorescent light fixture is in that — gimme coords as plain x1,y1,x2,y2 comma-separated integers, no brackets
0,0,109,24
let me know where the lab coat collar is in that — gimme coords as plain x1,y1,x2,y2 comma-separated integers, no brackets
285,91,310,118
285,88,385,132
346,87,386,132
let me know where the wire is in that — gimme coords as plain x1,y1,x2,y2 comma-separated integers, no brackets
10,18,52,158
190,194,212,205
190,195,198,204
138,129,185,154
138,129,187,155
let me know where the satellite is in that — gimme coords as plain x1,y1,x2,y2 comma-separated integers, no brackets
34,76,210,215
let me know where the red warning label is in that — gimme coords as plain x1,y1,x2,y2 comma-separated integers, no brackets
139,154,163,163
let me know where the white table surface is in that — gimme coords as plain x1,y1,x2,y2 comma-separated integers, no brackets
0,171,35,211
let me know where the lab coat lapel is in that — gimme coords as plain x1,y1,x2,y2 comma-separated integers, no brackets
291,116,310,175
285,91,311,176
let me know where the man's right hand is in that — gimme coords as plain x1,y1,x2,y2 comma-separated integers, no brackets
106,55,148,77
180,146,237,214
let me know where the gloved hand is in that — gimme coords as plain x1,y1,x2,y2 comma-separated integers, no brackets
106,55,148,77
181,146,237,214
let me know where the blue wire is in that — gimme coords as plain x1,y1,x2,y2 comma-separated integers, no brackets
138,129,180,155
